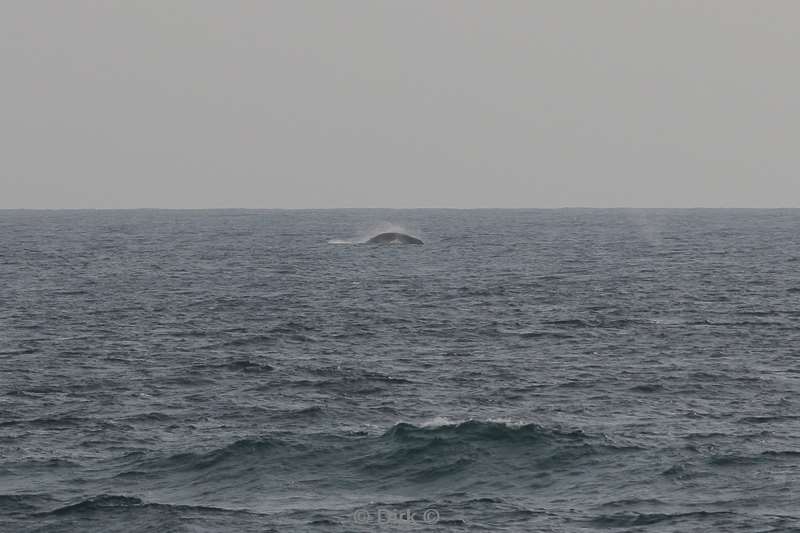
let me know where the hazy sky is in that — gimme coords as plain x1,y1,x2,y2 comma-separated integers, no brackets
2,1,798,208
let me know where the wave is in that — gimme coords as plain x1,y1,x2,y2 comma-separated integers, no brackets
0,493,57,514
709,451,800,466
660,464,694,479
134,437,289,473
343,419,644,487
687,319,786,327
311,366,413,384
214,334,276,348
286,405,325,418
739,414,800,424
278,368,415,395
192,359,275,374
49,495,145,515
598,497,667,508
543,318,593,328
589,510,734,528
385,418,579,440
42,494,264,518
114,419,628,491
0,347,38,356
121,412,172,423
0,416,117,430
629,383,665,393
503,328,573,339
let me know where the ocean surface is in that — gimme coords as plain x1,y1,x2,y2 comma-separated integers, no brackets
1,209,799,533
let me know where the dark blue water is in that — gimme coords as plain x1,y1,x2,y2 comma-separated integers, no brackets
1,209,799,532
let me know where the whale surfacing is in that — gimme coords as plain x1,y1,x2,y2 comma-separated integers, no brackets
366,232,423,245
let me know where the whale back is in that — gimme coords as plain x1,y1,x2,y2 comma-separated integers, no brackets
366,232,423,245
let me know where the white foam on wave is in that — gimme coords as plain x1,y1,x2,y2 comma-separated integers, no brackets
415,416,532,429
343,416,536,436
418,416,461,428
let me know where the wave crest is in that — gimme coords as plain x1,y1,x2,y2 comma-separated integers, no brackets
383,419,582,444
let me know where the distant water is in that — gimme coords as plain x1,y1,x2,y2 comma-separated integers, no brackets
1,209,799,532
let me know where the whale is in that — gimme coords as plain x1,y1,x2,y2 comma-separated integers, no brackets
366,232,423,245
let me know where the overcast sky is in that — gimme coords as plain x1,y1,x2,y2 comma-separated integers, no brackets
1,1,798,208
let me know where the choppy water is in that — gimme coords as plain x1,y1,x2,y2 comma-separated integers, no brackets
1,209,799,532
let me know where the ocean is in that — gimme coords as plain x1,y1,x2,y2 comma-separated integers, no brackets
1,209,799,532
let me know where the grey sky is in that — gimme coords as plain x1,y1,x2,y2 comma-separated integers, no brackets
1,1,798,208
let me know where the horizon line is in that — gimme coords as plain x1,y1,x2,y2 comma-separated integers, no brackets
1,206,799,211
